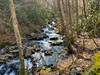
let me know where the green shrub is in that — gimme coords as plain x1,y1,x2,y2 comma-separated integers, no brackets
78,0,100,37
83,52,100,75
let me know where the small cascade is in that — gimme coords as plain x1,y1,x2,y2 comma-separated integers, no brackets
0,22,66,75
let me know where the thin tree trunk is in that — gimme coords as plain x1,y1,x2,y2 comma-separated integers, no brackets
75,0,79,36
52,0,57,13
99,1,100,13
72,0,76,25
65,0,69,26
75,0,79,64
57,0,66,34
9,0,26,75
75,0,79,24
68,0,72,26
92,38,99,47
83,0,87,18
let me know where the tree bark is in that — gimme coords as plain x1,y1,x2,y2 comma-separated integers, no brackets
57,0,66,34
83,0,87,18
9,0,26,75
99,0,100,13
75,0,79,24
75,0,79,36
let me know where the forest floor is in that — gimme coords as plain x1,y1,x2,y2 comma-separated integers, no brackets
56,37,100,74
0,33,16,48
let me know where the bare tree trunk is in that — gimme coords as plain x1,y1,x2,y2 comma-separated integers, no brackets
57,0,66,34
9,0,26,75
83,0,87,18
99,0,100,13
82,0,86,50
68,0,72,26
52,0,58,13
75,0,79,24
72,0,76,25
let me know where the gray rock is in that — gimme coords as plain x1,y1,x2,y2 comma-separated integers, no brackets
50,41,63,46
27,33,48,40
43,50,53,56
70,67,83,75
50,37,58,40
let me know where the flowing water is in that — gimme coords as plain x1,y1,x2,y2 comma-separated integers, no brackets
0,22,66,75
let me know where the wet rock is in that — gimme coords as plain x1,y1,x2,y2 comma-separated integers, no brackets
34,48,41,52
33,43,41,48
27,42,38,47
44,31,52,34
24,49,32,57
24,46,34,57
0,65,7,75
22,37,28,43
9,50,19,53
0,60,5,64
41,29,44,32
26,33,48,40
0,49,5,54
9,50,19,58
5,54,13,60
50,37,58,40
50,41,63,46
24,45,41,57
70,67,83,75
0,53,14,63
0,55,8,60
42,26,47,28
43,50,53,56
4,46,10,52
26,42,41,53
48,27,55,31
31,50,35,54
9,46,18,51
9,49,19,56
3,46,18,54
40,33,49,39
27,42,41,49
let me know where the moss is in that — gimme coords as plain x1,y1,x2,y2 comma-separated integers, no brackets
83,51,100,75
93,52,100,67
59,69,64,75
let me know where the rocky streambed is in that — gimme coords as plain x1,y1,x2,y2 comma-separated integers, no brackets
0,22,67,75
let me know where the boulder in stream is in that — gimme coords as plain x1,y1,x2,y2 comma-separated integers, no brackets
0,54,13,63
50,40,64,46
4,46,10,53
70,67,83,75
27,42,40,47
24,49,32,57
48,26,55,31
50,37,58,40
26,33,48,40
34,48,41,52
43,50,53,56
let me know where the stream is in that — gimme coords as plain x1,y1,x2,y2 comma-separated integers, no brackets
0,22,66,75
